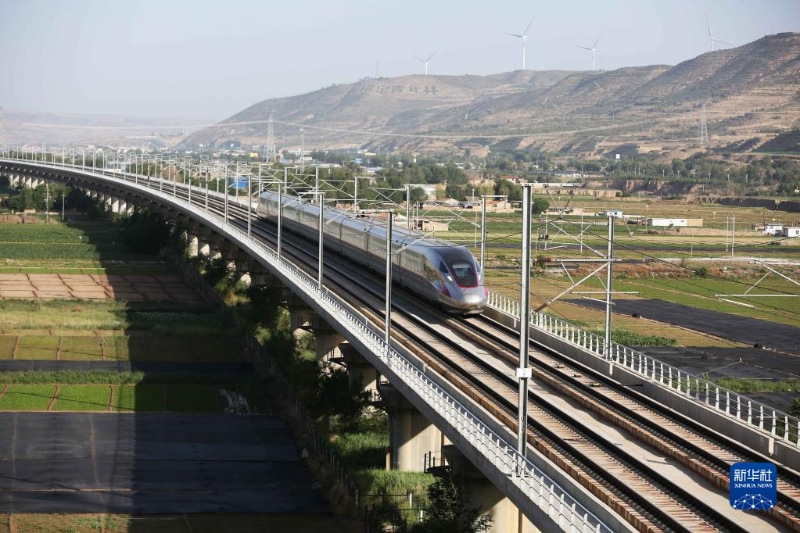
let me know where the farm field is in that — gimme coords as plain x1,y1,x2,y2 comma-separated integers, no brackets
0,215,348,528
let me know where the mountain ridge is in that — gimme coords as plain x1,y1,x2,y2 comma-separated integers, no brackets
182,32,800,158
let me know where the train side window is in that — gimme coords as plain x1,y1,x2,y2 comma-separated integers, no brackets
424,261,440,282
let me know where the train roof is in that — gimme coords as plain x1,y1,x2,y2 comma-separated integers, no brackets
260,190,465,250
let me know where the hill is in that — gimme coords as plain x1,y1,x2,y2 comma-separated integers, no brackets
182,33,800,158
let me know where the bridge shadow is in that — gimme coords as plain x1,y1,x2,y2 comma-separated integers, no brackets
0,179,331,529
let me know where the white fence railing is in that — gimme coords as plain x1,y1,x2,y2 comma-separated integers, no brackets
487,291,800,446
0,158,613,533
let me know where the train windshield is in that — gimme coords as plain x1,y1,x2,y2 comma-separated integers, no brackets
437,247,480,287
449,261,477,286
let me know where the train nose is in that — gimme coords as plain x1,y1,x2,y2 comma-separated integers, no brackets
461,292,486,305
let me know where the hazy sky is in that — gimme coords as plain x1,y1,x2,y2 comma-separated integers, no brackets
1,0,797,121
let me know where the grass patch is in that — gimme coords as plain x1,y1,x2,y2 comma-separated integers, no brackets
15,336,59,359
329,431,389,471
0,385,54,410
0,300,220,332
351,469,435,500
53,385,111,411
113,384,165,412
710,377,800,394
60,336,104,360
605,329,678,347
0,336,16,359
165,385,220,413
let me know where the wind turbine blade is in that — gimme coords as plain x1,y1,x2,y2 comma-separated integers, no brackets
506,33,523,38
593,33,604,48
706,14,712,38
523,17,535,36
413,55,424,63
427,52,437,62
577,45,592,50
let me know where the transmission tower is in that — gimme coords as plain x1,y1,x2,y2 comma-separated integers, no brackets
0,106,6,157
698,100,709,146
265,109,276,162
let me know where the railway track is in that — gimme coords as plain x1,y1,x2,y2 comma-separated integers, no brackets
128,178,800,532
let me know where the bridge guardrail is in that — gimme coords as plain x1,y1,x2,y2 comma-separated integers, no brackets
487,291,800,448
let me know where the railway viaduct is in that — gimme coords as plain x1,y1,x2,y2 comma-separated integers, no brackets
4,157,800,532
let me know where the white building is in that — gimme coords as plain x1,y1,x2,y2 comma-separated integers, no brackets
600,209,623,218
764,223,784,235
647,218,704,228
784,227,800,238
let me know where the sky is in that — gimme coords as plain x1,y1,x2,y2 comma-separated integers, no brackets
0,0,798,122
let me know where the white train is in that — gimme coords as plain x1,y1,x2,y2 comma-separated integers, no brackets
256,191,487,315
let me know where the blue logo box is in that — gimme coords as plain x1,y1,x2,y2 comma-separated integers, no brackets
730,462,777,511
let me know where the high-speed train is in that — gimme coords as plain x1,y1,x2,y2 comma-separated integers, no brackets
256,191,487,315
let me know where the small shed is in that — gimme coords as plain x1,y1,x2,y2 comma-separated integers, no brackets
784,227,800,238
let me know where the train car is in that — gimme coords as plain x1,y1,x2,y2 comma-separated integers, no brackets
256,190,487,315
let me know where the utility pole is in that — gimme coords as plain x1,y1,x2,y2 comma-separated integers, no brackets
385,210,393,346
61,192,65,221
604,216,615,358
517,185,533,461
318,192,324,288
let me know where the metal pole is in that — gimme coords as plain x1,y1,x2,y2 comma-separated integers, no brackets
187,159,192,204
480,196,487,272
277,184,283,259
354,176,358,212
731,215,735,257
385,210,393,346
517,185,532,460
318,192,324,288
406,185,410,229
604,216,614,358
224,161,228,224
247,169,252,237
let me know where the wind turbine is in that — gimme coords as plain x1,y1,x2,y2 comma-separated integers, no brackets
414,52,436,75
706,15,729,52
506,17,534,71
577,34,602,71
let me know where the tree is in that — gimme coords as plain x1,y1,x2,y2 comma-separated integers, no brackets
494,179,522,202
446,183,466,201
532,197,550,214
409,186,428,205
412,471,491,533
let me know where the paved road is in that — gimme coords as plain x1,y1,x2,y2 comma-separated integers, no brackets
0,413,329,514
571,298,800,354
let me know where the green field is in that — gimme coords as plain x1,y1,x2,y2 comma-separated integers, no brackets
0,385,55,410
0,513,359,533
53,385,112,411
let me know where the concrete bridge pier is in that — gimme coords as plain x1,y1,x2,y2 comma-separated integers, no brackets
339,343,378,398
442,445,538,533
315,323,345,363
233,251,258,288
379,382,444,472
286,294,316,340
